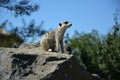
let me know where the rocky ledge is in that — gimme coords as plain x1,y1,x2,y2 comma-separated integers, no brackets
0,43,99,80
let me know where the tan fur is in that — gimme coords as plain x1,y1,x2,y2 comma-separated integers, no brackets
40,21,72,53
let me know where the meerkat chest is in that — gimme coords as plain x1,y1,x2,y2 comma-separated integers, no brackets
55,28,66,40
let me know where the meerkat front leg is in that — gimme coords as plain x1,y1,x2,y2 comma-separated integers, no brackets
55,34,64,53
60,40,64,53
55,39,60,52
56,40,64,53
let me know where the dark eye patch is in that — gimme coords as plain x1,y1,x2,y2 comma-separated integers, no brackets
59,23,62,26
64,21,68,24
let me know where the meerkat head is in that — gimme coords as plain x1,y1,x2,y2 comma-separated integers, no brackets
59,21,72,29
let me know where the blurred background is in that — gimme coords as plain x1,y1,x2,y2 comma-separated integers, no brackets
0,0,120,42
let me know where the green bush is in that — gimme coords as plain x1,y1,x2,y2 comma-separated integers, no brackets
68,23,120,80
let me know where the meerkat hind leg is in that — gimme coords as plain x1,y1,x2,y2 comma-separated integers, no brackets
41,38,55,52
47,39,56,52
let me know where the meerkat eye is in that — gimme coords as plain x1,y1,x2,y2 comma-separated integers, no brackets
64,21,68,24
59,23,62,26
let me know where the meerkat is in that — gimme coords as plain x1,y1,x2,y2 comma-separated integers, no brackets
40,21,72,53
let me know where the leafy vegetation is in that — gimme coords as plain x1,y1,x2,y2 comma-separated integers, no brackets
0,0,45,47
0,20,46,47
66,19,120,80
0,0,39,17
9,19,46,43
0,20,23,47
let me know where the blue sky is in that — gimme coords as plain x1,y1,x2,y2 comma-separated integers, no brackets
0,0,120,37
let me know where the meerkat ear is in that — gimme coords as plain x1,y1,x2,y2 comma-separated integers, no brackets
59,23,62,27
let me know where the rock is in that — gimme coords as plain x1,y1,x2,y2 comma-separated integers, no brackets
19,42,40,49
0,46,96,80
